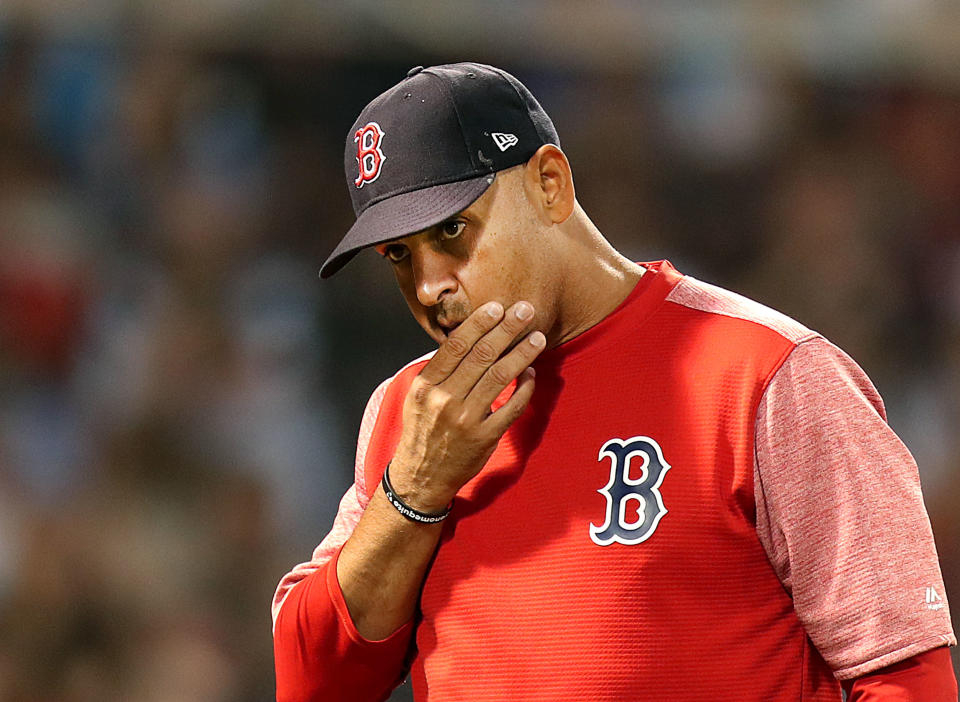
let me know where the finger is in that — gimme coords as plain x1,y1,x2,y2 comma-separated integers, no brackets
418,301,504,385
482,365,536,438
443,301,536,396
465,330,545,415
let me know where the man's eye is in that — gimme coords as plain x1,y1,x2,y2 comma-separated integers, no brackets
384,245,409,263
439,221,465,240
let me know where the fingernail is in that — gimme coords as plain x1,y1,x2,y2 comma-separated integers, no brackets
528,366,536,378
515,302,533,321
485,302,503,318
529,331,546,347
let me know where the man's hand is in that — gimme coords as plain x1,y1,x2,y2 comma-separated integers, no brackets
335,299,545,641
389,300,546,512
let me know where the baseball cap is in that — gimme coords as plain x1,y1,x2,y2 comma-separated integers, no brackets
319,62,560,278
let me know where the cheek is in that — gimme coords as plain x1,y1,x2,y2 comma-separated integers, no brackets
473,237,527,299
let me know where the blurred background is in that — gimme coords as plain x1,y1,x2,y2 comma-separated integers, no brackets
0,1,958,699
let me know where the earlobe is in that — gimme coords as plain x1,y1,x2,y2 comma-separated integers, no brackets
528,144,575,224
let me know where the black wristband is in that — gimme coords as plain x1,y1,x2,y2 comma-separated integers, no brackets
381,463,452,524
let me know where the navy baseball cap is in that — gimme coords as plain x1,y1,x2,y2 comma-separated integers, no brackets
319,62,560,278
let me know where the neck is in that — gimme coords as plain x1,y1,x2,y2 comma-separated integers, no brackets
546,204,644,348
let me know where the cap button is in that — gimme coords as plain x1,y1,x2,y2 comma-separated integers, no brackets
406,65,424,77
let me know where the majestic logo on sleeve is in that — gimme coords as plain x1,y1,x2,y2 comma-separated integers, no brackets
925,586,944,611
354,122,386,188
590,436,670,546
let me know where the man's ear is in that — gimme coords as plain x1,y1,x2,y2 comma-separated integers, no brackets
524,144,575,224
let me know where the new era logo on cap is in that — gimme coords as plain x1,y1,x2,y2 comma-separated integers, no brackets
491,132,519,152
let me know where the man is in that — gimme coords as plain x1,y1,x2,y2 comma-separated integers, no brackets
272,62,956,701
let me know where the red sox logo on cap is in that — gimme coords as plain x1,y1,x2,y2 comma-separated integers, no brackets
354,122,386,188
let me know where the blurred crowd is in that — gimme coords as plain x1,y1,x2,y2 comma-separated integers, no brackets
0,13,958,702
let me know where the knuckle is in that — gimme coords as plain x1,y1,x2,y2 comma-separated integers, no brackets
486,363,514,387
455,409,473,429
427,389,454,415
443,335,470,358
470,339,499,365
411,383,430,405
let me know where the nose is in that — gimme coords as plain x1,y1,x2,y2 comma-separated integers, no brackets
412,246,458,308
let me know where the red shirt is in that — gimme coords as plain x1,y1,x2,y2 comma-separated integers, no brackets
274,261,955,701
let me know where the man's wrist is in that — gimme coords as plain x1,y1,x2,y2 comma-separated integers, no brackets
381,463,454,523
384,457,458,514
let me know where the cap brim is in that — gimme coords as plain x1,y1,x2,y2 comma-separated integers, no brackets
320,174,495,278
